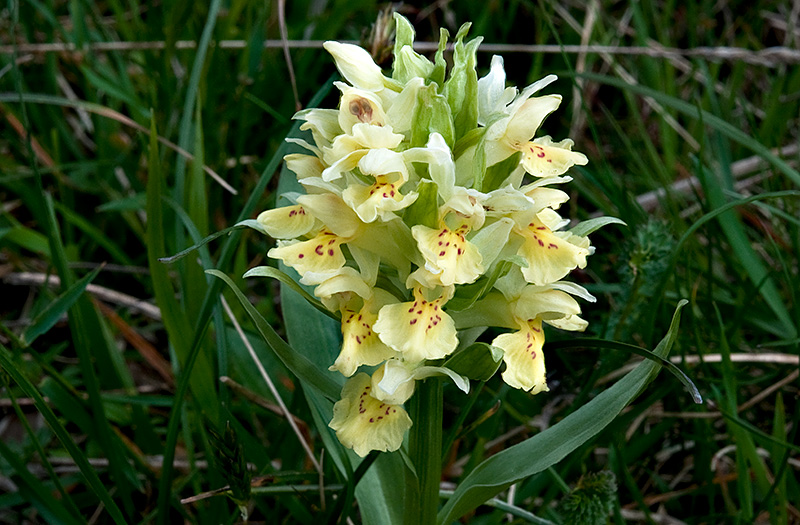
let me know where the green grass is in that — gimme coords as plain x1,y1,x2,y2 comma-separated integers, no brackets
1,1,798,523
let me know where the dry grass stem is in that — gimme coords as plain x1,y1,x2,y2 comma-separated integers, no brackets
1,40,797,66
219,295,322,475
5,271,162,320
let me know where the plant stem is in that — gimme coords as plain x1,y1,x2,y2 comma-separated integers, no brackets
407,377,443,524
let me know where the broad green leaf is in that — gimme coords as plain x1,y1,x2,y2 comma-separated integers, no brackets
437,300,688,524
21,265,101,346
403,179,439,230
411,84,455,149
206,269,341,401
443,342,503,382
356,452,408,525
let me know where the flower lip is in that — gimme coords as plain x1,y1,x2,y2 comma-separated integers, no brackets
329,372,412,457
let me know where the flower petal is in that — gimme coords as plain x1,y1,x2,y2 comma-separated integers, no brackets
323,41,386,92
412,221,483,286
256,204,316,239
516,217,590,286
284,153,325,181
374,287,458,363
268,229,346,283
494,318,548,393
522,136,589,177
329,373,412,457
330,303,398,377
337,84,387,133
295,108,342,148
504,95,561,145
297,193,363,238
343,180,418,223
372,359,416,405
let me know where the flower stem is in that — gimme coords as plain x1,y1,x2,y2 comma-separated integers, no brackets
407,377,443,524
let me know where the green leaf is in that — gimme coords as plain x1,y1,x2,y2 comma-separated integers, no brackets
243,265,338,321
430,28,449,88
145,113,219,421
443,23,480,142
437,300,688,524
21,265,101,346
206,269,341,401
403,179,439,230
569,217,627,237
411,84,455,149
443,342,503,382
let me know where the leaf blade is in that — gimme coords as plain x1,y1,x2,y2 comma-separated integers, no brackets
437,300,688,524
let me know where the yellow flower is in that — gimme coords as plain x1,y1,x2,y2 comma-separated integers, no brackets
337,83,387,133
342,148,418,223
494,318,548,393
328,291,399,377
412,214,483,286
268,228,348,284
503,186,591,286
521,136,588,178
476,55,588,177
452,276,591,393
373,286,458,364
514,214,590,286
329,372,412,457
371,358,470,405
256,204,316,239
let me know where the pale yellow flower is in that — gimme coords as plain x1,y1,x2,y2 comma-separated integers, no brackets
329,373,412,457
373,286,458,364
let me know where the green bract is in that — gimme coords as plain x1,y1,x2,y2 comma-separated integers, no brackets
247,14,618,457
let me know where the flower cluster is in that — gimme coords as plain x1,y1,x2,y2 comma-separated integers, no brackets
250,15,607,457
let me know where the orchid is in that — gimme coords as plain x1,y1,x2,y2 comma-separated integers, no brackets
244,13,619,460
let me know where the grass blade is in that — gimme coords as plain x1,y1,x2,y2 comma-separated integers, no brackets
0,344,127,524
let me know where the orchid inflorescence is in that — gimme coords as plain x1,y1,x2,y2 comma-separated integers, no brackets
248,14,615,457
